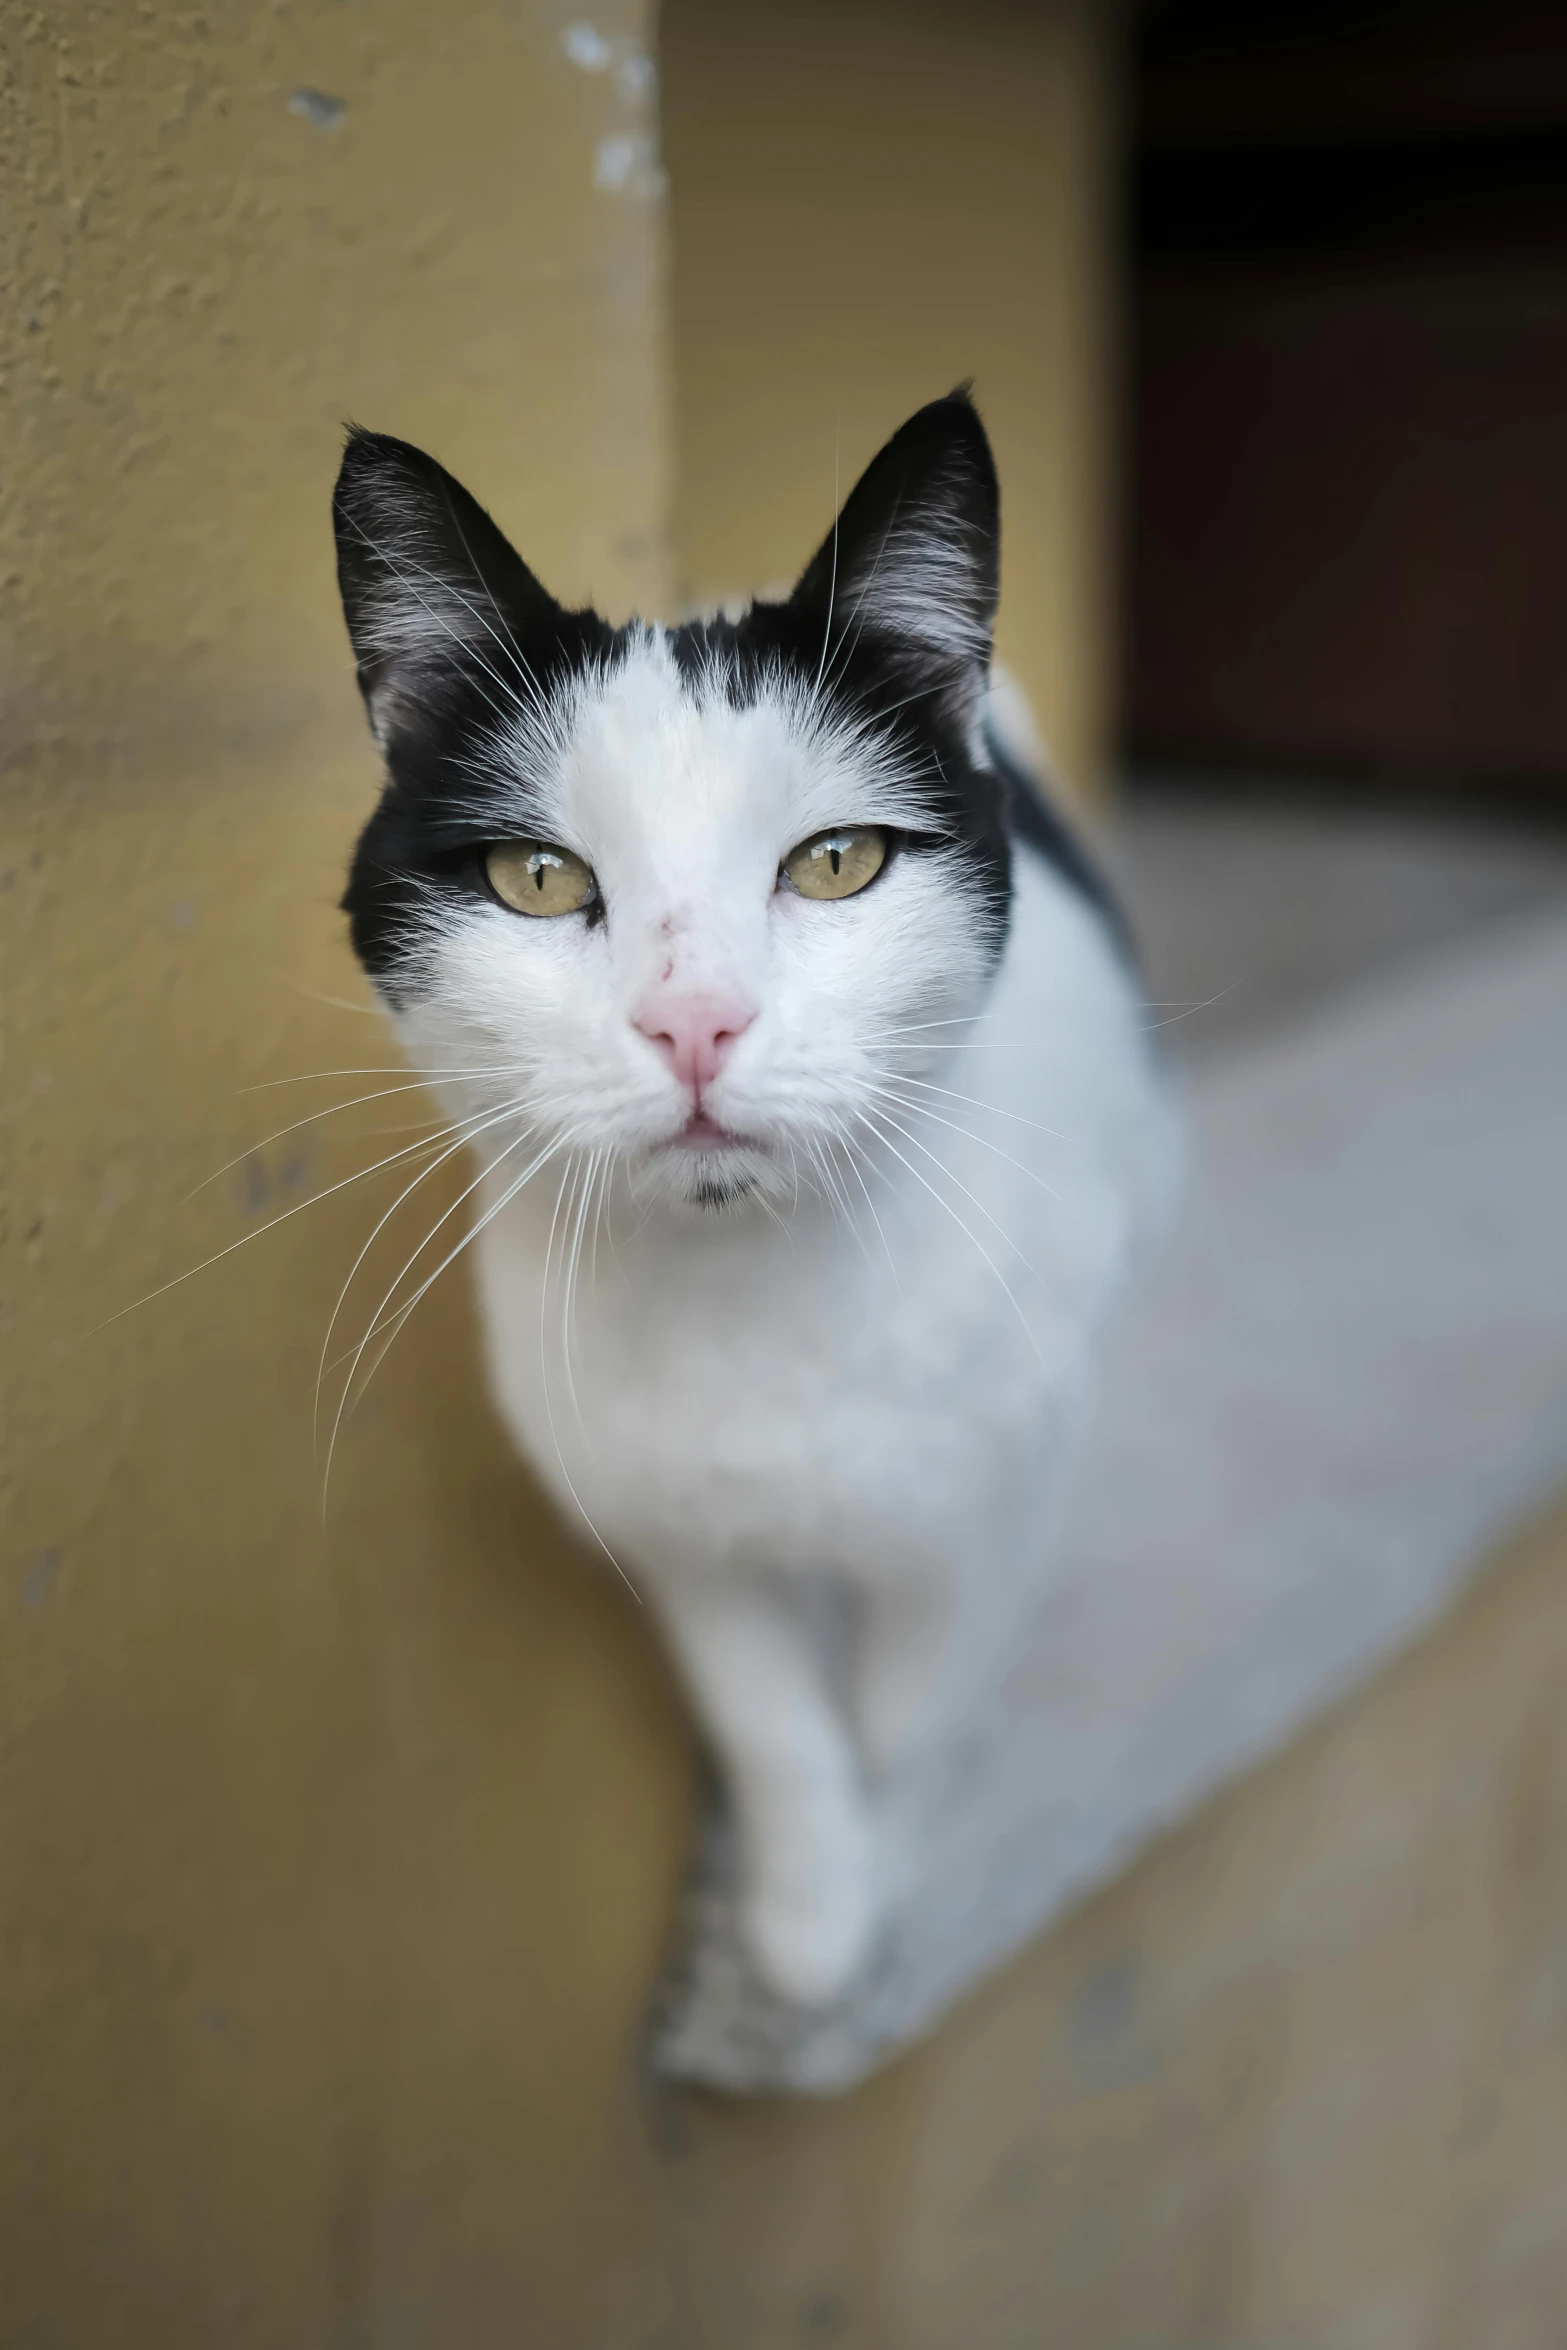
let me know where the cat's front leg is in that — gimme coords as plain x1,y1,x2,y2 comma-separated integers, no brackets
853,1565,1011,1778
654,1577,876,2007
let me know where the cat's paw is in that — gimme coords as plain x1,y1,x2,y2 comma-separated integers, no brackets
742,1869,878,2008
739,1805,879,2007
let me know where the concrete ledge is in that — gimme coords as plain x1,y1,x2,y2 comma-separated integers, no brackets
656,910,1567,2092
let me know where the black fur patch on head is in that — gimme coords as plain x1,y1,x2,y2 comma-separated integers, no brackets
670,389,1012,942
333,427,616,994
667,390,1129,962
664,589,1013,943
330,396,1131,1000
792,387,1000,703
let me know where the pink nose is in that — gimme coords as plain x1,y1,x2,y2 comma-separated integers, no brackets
633,991,756,1094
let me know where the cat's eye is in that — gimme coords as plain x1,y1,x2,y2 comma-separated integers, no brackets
485,840,597,918
782,826,887,902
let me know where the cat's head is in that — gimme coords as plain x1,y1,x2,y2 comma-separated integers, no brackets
334,391,1013,1211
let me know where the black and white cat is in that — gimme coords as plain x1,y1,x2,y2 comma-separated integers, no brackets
333,392,1174,2007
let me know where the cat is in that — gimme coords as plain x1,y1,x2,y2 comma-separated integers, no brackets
332,391,1175,2007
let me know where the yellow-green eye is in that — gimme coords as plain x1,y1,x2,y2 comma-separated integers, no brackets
485,840,596,917
782,826,887,902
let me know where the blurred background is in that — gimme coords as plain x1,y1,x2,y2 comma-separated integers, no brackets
5,1,1567,2341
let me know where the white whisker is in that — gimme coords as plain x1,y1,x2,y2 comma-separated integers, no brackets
872,1070,1066,1143
868,1082,1064,1204
235,1059,535,1092
561,1147,602,1438
322,1119,559,1500
276,977,382,1016
315,1095,531,1449
536,1151,643,1605
805,1133,866,1258
868,1099,1046,1268
185,1078,478,1205
859,1106,1044,1366
1140,987,1236,1032
90,1118,496,1339
834,1124,898,1283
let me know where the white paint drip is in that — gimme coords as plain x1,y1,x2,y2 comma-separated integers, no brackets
560,21,613,72
594,131,665,200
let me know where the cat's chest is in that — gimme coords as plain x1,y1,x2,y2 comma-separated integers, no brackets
475,1182,1085,1571
592,1224,1007,1422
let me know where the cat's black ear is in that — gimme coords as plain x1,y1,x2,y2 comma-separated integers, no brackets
332,428,565,750
791,388,1000,706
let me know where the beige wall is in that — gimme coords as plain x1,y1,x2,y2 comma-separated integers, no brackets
1,5,694,2338
8,11,1565,2343
0,3,1147,2341
662,0,1122,803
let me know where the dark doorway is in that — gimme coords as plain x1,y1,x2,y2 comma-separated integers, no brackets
1127,1,1567,795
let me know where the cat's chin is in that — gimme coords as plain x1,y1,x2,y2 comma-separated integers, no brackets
665,1152,768,1212
687,1169,761,1212
636,1133,778,1213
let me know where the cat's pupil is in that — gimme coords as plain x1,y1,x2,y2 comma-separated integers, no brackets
830,846,841,874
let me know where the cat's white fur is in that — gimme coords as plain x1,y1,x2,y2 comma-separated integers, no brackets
390,633,1172,2006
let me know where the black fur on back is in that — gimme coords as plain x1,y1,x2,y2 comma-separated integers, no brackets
983,719,1137,970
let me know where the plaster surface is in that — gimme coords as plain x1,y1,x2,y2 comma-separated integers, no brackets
3,7,691,2338
661,0,1119,802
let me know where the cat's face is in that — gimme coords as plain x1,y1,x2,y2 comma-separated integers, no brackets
334,394,1013,1210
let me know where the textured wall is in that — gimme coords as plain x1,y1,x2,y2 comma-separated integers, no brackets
1,6,691,2339
1,3,1138,2340
662,0,1122,803
8,6,1550,2344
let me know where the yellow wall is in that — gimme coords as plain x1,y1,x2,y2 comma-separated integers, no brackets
10,8,1557,2343
1,5,694,2337
662,0,1122,803
3,2,1126,2339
